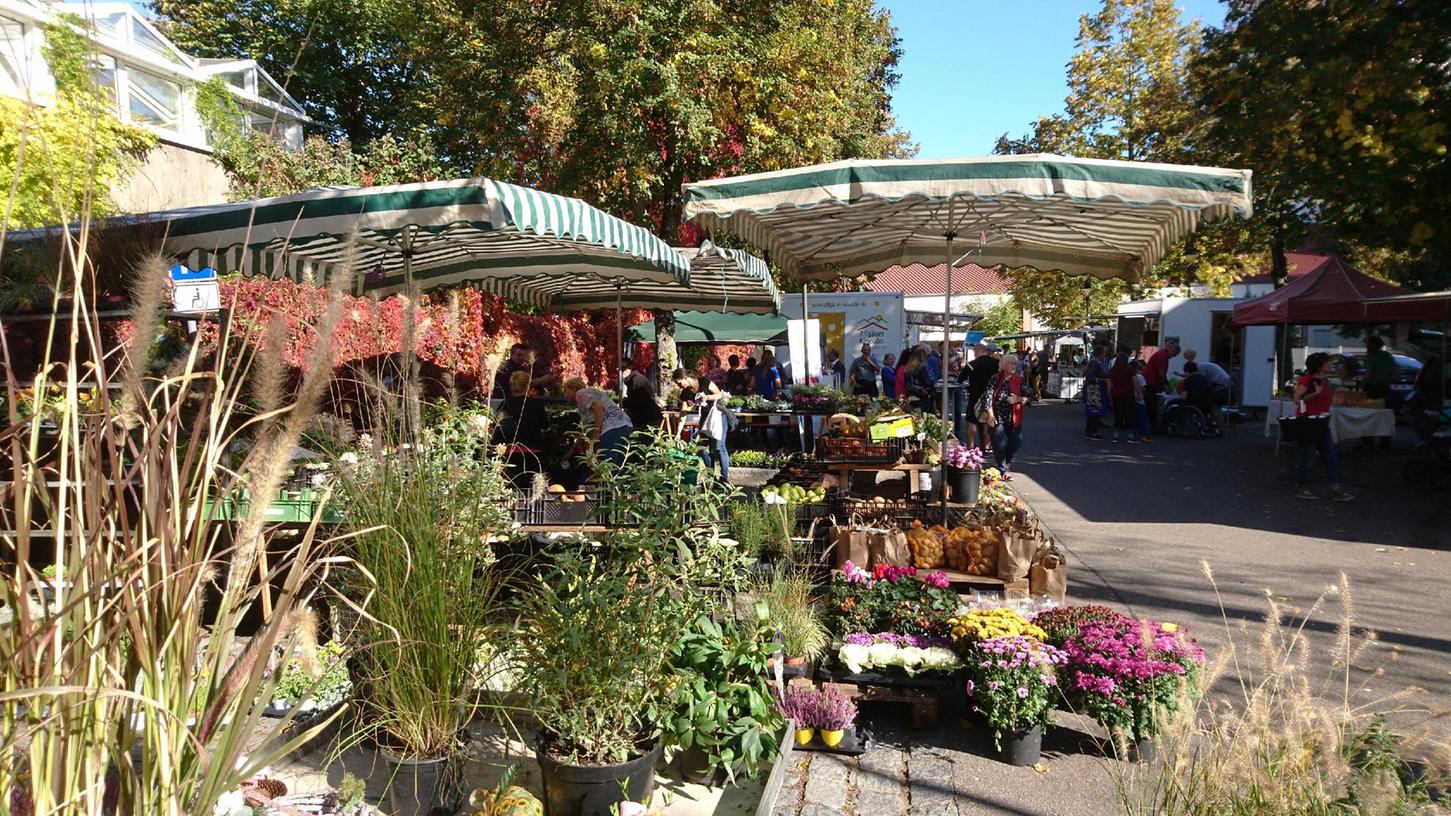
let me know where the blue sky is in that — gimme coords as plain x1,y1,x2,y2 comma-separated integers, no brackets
879,0,1226,158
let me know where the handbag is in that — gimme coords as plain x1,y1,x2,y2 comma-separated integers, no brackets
973,388,995,425
1278,401,1330,443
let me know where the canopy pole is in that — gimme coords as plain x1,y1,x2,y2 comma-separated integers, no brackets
401,227,420,439
616,285,625,397
941,231,956,514
801,286,810,385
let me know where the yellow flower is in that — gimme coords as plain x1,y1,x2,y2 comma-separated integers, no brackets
1161,622,1179,633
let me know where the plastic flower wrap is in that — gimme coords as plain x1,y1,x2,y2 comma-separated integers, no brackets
949,608,1047,644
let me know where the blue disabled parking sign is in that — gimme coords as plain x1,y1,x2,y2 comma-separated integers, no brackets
168,264,220,313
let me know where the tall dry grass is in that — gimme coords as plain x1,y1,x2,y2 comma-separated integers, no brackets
1113,563,1451,815
0,217,356,814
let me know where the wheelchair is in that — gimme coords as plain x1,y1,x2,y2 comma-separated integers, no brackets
1164,400,1221,438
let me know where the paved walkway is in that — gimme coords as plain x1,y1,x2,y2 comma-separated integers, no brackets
774,401,1450,816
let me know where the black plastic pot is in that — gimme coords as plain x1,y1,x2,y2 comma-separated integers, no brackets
538,740,661,816
381,745,466,816
998,724,1043,766
948,467,980,505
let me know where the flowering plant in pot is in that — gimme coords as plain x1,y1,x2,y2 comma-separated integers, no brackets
943,443,984,503
823,563,959,638
1059,617,1204,758
809,687,858,748
1030,605,1132,648
948,608,1047,646
962,635,1067,764
776,686,820,746
837,632,961,676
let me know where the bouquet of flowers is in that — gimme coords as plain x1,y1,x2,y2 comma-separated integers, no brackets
1059,618,1204,740
948,608,1047,645
1030,605,1132,648
837,632,962,676
943,442,984,471
962,635,1067,746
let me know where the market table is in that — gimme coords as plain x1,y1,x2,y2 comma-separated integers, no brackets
1263,399,1395,455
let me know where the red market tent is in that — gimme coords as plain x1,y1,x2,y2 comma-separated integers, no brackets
1232,256,1444,326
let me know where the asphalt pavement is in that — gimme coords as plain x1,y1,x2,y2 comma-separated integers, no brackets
1007,400,1451,702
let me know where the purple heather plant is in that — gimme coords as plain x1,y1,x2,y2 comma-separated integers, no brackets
776,685,817,725
809,686,858,731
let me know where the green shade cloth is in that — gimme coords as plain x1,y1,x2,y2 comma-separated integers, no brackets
627,311,788,344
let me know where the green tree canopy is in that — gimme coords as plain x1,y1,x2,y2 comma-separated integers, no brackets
153,0,423,145
973,297,1023,338
1194,0,1451,289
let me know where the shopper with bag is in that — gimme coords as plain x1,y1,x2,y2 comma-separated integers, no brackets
1291,353,1354,501
1083,345,1112,440
673,368,732,480
978,354,1028,480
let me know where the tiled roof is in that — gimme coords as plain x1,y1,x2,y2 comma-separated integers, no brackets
1238,252,1333,284
866,263,1009,296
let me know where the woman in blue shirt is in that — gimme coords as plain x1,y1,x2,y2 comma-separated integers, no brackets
754,351,782,399
880,353,897,399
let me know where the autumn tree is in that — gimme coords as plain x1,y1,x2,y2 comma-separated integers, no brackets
994,0,1221,321
973,298,1023,338
1194,0,1451,288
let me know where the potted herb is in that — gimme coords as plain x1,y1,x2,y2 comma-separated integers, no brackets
1059,618,1204,761
943,442,984,504
962,635,1067,765
762,571,828,674
661,605,782,784
334,415,515,815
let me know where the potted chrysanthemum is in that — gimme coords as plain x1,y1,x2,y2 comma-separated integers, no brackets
1059,617,1204,761
962,635,1067,765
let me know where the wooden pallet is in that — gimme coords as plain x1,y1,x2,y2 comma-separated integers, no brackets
820,680,942,730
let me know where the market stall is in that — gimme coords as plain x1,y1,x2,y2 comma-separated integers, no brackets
1264,399,1396,453
684,154,1253,510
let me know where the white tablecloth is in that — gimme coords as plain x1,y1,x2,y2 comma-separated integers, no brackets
1263,400,1395,442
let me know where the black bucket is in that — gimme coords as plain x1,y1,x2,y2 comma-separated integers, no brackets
537,740,661,816
998,724,1043,766
949,468,980,504
381,746,466,816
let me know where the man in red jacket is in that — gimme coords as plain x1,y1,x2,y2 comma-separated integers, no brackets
1143,337,1181,432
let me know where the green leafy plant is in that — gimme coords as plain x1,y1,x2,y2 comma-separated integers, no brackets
271,641,352,711
333,410,515,759
962,636,1067,749
660,606,782,781
728,501,775,556
762,571,828,663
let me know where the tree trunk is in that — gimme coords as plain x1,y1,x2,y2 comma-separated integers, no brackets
654,307,677,398
1270,230,1288,288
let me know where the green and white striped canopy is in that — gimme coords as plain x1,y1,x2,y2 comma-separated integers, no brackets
148,177,690,299
682,154,1253,282
477,242,778,313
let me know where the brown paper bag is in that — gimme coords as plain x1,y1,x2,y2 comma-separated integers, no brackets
869,528,912,567
996,526,1038,583
1029,544,1068,602
831,524,870,569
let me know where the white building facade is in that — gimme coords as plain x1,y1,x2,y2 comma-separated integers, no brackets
1,1,309,211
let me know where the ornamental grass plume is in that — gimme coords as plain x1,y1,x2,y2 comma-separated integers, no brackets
1113,566,1451,815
